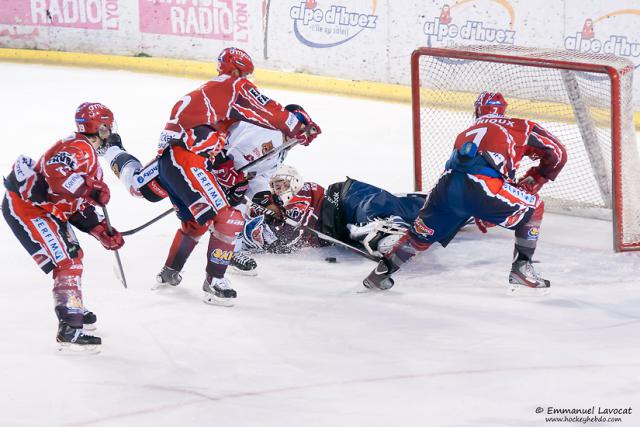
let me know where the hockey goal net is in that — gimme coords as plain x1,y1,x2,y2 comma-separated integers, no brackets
412,45,640,252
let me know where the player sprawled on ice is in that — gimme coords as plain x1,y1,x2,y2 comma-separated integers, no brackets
102,47,320,305
1,103,125,352
238,165,428,257
363,92,567,293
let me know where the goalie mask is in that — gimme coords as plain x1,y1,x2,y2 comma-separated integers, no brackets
269,165,303,205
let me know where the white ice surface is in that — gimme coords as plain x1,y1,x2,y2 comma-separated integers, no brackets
0,63,639,427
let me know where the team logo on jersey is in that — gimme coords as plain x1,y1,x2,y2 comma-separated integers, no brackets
287,206,303,221
47,152,77,170
413,218,435,238
210,248,233,265
261,141,274,155
248,87,270,106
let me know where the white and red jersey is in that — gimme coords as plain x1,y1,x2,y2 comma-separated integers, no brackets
159,74,303,157
8,133,103,222
453,114,567,182
225,122,288,199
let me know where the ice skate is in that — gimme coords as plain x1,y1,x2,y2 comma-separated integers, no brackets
362,260,395,291
153,265,182,290
202,276,237,307
229,251,258,276
508,260,550,296
56,322,101,354
82,308,97,331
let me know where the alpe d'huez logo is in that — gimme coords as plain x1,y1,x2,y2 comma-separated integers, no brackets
422,2,516,47
289,0,378,48
564,11,640,68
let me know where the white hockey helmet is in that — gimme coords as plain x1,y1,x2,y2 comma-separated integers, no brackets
269,165,303,205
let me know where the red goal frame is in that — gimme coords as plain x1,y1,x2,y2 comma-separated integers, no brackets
410,47,637,252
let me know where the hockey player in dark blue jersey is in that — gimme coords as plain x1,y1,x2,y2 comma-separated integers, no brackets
241,165,427,256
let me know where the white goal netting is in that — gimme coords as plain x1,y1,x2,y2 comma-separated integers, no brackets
413,45,640,251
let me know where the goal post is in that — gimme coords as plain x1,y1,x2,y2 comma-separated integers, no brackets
411,45,640,252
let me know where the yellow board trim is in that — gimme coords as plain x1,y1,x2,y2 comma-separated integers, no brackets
1,48,639,128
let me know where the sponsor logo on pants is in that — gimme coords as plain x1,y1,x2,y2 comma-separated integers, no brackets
191,168,226,211
32,218,66,263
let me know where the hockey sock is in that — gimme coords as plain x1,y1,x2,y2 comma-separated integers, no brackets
164,229,200,271
205,233,235,279
52,269,84,328
205,207,244,279
514,201,544,262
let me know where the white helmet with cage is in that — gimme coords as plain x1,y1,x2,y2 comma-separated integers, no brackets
269,165,303,205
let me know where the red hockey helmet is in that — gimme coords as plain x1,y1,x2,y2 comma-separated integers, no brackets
217,47,254,77
75,102,114,134
474,92,508,117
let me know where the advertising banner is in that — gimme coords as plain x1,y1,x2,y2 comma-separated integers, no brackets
0,0,121,31
138,0,250,42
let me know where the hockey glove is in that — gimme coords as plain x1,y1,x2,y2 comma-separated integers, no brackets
517,168,548,194
89,220,124,250
107,133,124,150
82,177,111,207
252,191,285,226
474,218,496,234
292,110,321,146
211,152,246,188
225,180,249,206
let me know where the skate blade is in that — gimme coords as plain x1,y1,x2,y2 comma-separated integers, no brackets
83,323,97,331
57,342,101,355
228,266,258,277
151,281,180,291
507,284,550,296
202,292,235,307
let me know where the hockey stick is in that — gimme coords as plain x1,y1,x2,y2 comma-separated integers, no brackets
120,139,300,236
243,196,382,263
102,207,128,288
121,208,173,236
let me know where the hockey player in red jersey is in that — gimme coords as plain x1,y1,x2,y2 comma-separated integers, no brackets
2,102,125,352
149,47,321,304
363,92,567,292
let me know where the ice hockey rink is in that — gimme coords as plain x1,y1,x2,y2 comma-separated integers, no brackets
1,62,639,427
